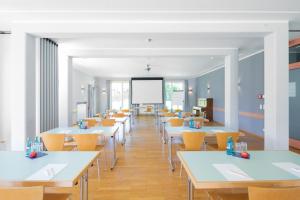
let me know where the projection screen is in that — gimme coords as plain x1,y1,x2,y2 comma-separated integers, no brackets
131,78,164,104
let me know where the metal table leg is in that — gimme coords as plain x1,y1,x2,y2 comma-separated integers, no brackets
162,122,166,144
122,122,126,145
187,177,194,200
110,135,118,169
168,136,175,171
80,171,88,200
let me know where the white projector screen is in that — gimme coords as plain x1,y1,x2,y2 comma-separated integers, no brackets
131,78,163,104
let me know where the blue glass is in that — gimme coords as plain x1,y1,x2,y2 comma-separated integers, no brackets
178,112,182,118
226,136,234,155
25,138,31,156
189,119,194,128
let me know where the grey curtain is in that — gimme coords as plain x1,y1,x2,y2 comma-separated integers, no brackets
40,38,58,132
106,80,111,109
184,80,189,112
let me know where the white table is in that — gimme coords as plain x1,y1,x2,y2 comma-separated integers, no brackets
0,151,99,200
165,126,236,171
46,126,119,169
178,151,300,200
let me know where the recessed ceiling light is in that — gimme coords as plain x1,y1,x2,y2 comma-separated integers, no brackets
147,38,152,42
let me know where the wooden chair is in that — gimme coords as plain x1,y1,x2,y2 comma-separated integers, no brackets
0,186,44,200
146,106,153,112
208,191,248,200
179,132,206,176
248,186,300,200
73,134,104,178
160,108,169,113
85,119,98,128
101,119,116,127
183,112,192,117
168,118,184,127
42,134,65,151
121,109,129,113
113,113,125,118
216,132,240,151
174,109,182,113
162,112,176,117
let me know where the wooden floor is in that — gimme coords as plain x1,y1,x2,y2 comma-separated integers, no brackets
83,115,265,200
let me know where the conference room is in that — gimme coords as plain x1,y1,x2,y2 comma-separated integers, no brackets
1,1,300,200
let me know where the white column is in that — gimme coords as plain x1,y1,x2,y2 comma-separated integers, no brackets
264,24,289,150
224,49,239,131
58,49,73,127
10,30,37,151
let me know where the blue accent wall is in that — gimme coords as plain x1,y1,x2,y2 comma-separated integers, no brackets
290,69,300,140
189,52,265,136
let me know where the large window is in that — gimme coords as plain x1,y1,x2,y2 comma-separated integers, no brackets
110,81,129,110
165,81,185,111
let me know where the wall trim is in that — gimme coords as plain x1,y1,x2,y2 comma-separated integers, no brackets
289,138,300,149
213,107,264,120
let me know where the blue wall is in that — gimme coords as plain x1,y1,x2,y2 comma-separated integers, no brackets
189,52,265,136
290,69,300,140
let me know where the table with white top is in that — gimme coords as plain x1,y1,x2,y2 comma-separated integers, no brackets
46,126,119,169
165,126,237,171
178,151,300,200
0,151,99,200
160,116,209,144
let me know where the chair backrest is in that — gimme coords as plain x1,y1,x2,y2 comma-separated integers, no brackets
216,132,240,150
73,134,98,151
113,113,125,118
121,109,129,113
182,132,206,151
174,109,182,113
42,134,65,151
0,186,43,200
101,119,116,127
248,187,300,200
163,112,176,117
193,118,205,126
160,108,169,113
183,112,192,117
146,106,153,112
85,119,98,128
168,118,184,127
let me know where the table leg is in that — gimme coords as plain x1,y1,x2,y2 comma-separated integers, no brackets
168,136,175,171
122,122,126,145
80,171,88,200
187,177,194,200
162,122,166,144
110,135,118,169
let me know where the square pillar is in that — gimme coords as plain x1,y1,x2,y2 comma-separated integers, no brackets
224,49,239,131
264,23,289,150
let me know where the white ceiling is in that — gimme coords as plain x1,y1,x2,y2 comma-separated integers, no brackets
73,56,224,78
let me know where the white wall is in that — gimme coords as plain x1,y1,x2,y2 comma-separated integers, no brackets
72,68,95,124
0,35,12,150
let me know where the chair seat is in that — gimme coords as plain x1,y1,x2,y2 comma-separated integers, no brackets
44,194,70,200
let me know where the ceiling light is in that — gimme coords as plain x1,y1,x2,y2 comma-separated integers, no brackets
147,38,152,42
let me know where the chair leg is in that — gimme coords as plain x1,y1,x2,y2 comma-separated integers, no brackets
180,163,183,177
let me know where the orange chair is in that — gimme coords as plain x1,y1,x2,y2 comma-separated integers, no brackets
113,113,125,118
180,132,206,176
168,118,184,127
162,112,176,117
160,108,169,113
248,186,300,200
0,186,44,200
73,134,104,178
216,132,240,151
85,119,98,128
174,109,182,113
183,112,192,117
101,119,116,127
41,134,65,151
121,109,130,113
146,106,153,112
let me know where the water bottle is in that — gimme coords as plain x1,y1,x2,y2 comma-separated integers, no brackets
25,138,31,156
189,119,194,128
178,112,182,118
226,136,234,155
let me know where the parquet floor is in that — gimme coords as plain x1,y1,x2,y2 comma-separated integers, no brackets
81,115,266,200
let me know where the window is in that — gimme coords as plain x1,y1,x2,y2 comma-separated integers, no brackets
110,81,129,110
165,81,185,111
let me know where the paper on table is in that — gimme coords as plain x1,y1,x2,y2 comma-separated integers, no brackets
273,162,300,178
26,163,68,181
213,164,253,181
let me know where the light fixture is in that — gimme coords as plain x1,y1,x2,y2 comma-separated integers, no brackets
80,85,85,94
147,38,152,42
188,87,193,95
101,88,107,94
207,83,210,93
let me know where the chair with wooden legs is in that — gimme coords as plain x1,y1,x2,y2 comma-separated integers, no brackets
146,106,153,112
216,132,240,150
101,118,116,127
121,109,129,113
113,113,126,118
183,112,192,117
162,112,176,117
0,186,44,200
168,118,184,127
85,119,98,128
73,134,104,178
248,186,300,200
159,108,169,113
42,134,67,151
179,132,206,176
